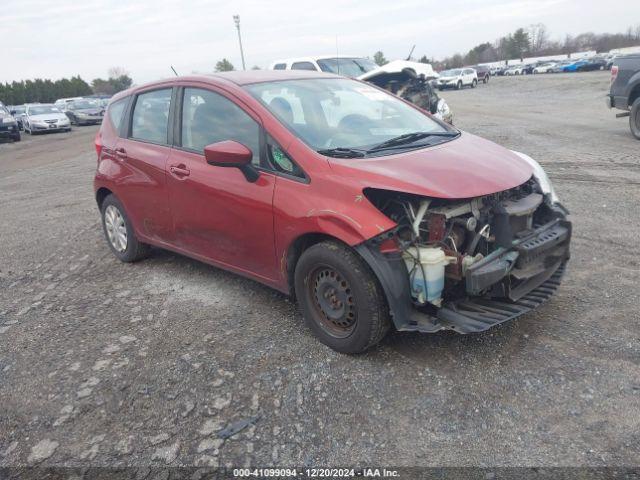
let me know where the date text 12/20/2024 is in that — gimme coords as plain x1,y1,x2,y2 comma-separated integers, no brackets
233,468,400,477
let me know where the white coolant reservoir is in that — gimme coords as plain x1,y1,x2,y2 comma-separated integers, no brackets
403,247,456,307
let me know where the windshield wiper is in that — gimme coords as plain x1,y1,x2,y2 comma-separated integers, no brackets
317,147,366,158
367,131,458,153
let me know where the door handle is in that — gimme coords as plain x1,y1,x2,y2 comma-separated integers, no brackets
114,147,127,161
169,164,190,178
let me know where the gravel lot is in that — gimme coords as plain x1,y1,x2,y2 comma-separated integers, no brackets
1,71,639,469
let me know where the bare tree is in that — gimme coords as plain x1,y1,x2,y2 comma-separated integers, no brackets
528,23,548,53
108,67,129,79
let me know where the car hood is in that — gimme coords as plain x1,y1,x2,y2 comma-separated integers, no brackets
29,113,68,121
0,112,15,121
358,60,439,81
326,132,534,199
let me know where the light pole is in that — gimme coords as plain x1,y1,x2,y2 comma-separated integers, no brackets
233,15,246,71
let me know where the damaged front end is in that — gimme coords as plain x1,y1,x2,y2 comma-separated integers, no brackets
364,68,453,124
356,176,571,334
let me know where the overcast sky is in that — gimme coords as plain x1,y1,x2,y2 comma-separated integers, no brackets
2,0,639,84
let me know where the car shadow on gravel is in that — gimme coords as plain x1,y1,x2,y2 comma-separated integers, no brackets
138,247,554,361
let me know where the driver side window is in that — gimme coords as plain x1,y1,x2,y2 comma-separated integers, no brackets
181,88,260,166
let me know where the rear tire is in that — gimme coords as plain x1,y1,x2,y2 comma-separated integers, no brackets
483,75,489,84
471,79,477,88
294,241,390,353
630,98,640,140
100,194,150,262
11,131,21,142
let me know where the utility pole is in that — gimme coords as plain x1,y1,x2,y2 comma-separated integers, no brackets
233,15,246,71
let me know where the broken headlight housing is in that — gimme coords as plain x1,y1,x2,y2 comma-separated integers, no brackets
511,150,559,204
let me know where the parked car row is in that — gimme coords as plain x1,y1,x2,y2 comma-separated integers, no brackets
487,56,613,77
1,95,110,140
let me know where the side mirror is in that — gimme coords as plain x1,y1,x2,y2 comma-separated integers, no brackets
204,140,259,182
10,110,16,115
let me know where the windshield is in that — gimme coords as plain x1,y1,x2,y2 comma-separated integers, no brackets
441,69,462,76
29,105,60,115
71,100,99,109
0,106,9,115
12,106,26,114
316,58,378,77
246,78,451,154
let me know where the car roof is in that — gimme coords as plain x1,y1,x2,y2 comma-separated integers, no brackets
111,71,342,102
271,55,363,65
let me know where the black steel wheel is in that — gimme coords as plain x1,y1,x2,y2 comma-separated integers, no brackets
309,265,357,338
294,241,390,353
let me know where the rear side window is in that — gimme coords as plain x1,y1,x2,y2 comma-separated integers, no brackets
273,63,286,70
107,98,128,132
181,88,260,165
131,89,172,144
291,62,317,71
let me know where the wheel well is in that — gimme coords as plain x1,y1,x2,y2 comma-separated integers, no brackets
285,233,344,299
95,187,112,210
629,84,640,107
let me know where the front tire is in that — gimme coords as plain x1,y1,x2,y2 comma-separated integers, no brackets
11,131,21,142
483,75,489,84
101,194,150,262
294,241,390,353
456,80,462,90
630,98,640,140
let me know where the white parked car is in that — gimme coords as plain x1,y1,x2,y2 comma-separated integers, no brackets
504,66,526,76
54,97,84,112
436,68,478,90
270,55,379,77
533,63,557,74
23,104,71,134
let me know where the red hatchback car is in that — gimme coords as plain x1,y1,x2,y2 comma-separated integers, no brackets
94,70,571,353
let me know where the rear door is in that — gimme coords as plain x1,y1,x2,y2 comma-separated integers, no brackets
165,85,277,281
114,87,174,243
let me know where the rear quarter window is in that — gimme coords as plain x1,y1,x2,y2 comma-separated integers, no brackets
107,97,128,133
273,63,287,70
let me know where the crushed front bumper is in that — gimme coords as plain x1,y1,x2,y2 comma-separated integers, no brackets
356,213,572,334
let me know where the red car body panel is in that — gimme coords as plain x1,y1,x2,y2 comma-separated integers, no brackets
94,71,534,295
326,132,532,199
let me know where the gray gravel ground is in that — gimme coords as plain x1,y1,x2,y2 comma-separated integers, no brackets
0,71,639,468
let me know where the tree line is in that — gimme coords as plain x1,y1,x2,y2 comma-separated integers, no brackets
373,23,640,70
0,68,133,105
439,23,640,68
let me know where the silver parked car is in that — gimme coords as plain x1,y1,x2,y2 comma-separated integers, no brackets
63,99,104,126
23,104,71,134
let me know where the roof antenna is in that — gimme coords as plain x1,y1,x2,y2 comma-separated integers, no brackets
406,45,415,61
335,35,340,75
170,66,179,77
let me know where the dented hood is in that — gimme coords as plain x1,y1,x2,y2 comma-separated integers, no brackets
326,132,534,199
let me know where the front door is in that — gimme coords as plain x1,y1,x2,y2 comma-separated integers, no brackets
166,86,277,282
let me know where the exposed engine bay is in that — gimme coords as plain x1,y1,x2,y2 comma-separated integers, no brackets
364,68,453,124
360,177,571,332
